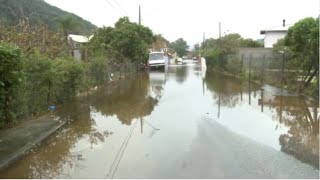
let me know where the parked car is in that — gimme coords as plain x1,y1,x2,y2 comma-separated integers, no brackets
148,52,166,70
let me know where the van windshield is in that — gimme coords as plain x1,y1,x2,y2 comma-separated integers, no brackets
149,53,164,61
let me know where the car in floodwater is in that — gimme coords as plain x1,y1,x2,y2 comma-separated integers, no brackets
148,52,166,70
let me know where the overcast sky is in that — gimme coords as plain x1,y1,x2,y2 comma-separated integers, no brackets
45,0,319,47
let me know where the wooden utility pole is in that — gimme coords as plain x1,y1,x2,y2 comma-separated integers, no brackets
201,32,205,56
139,5,141,25
138,5,142,66
219,21,221,38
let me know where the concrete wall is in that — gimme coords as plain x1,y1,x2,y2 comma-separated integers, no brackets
238,47,275,59
236,48,281,68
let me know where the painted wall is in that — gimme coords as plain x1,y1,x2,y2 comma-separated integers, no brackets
264,31,286,48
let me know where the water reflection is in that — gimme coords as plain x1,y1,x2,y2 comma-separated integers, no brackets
259,88,319,169
0,96,110,178
90,73,159,125
0,65,318,178
205,72,261,109
0,73,163,178
149,71,166,100
204,71,319,169
165,65,189,84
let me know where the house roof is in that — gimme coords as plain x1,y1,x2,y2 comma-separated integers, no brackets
68,34,93,43
260,25,291,34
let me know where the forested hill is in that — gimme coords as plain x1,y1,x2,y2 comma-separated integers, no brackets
0,0,97,34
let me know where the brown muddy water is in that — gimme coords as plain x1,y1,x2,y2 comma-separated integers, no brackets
0,61,319,178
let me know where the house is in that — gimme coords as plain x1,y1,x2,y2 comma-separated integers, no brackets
68,34,93,61
260,20,291,48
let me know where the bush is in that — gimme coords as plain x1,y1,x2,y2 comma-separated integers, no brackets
22,53,56,116
89,56,108,86
0,50,94,128
0,43,22,126
53,58,86,103
226,55,242,76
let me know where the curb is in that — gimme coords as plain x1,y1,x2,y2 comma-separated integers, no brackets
0,120,66,171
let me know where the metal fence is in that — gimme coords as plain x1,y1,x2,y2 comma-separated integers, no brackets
221,53,318,97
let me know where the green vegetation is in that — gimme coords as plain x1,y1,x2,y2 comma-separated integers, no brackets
0,0,96,34
203,17,319,99
283,17,319,95
152,34,170,51
202,33,262,69
0,22,68,59
0,42,108,128
56,15,83,40
0,15,153,128
169,38,189,57
271,17,319,97
0,43,22,126
88,17,154,64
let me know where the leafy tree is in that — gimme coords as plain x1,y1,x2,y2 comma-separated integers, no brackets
169,38,189,57
0,43,22,125
240,38,263,47
284,17,319,95
0,21,68,59
202,33,263,70
56,15,81,40
192,43,200,57
152,34,169,51
88,17,154,63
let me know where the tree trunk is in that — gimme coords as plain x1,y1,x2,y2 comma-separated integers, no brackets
4,86,10,124
47,81,52,105
299,65,312,90
299,67,319,93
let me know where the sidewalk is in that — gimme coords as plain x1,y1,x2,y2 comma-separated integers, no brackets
0,115,65,171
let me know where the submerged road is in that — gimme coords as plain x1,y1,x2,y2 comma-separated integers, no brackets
0,60,319,178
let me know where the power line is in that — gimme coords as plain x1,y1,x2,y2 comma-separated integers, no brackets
111,121,136,178
105,120,138,178
111,0,128,16
104,0,116,9
104,0,126,16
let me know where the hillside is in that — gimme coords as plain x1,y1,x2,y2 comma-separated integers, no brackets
0,0,97,34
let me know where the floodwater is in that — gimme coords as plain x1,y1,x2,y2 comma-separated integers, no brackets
0,61,319,178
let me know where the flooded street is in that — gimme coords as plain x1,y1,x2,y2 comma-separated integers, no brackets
0,61,319,178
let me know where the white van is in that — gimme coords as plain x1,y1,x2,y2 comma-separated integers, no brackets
148,52,166,69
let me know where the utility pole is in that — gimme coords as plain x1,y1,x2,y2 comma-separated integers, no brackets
139,5,141,25
138,5,142,67
219,21,221,38
201,32,205,56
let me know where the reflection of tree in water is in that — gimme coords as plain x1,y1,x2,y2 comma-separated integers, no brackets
91,73,159,125
267,96,319,169
0,74,158,178
204,72,260,107
175,66,188,84
0,97,110,178
152,85,164,100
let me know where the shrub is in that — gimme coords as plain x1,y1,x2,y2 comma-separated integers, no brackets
0,43,22,126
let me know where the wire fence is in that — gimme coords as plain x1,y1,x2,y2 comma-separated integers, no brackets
220,53,318,98
106,61,140,81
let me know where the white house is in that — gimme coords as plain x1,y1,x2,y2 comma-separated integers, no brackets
68,34,93,61
260,21,291,48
